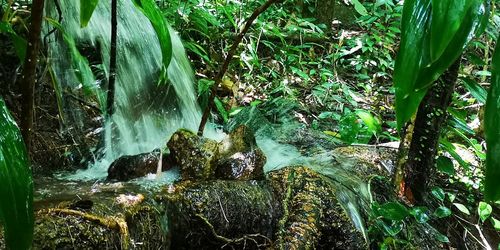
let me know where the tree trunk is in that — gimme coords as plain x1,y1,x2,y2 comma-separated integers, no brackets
19,0,45,152
397,59,461,204
106,0,118,117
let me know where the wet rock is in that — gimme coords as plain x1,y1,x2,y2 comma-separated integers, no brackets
107,149,172,181
217,125,266,180
167,129,219,180
216,150,266,180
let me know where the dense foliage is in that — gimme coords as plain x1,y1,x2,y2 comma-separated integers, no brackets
1,0,500,248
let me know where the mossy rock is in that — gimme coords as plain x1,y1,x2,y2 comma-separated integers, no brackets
216,125,266,180
167,129,219,180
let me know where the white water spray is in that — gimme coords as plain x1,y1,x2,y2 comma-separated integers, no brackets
45,0,209,180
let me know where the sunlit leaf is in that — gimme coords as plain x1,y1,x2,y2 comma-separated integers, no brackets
410,207,430,223
491,217,500,231
430,0,475,61
355,110,381,135
453,203,471,215
485,34,500,201
80,0,99,28
0,98,34,249
478,201,492,222
350,0,368,16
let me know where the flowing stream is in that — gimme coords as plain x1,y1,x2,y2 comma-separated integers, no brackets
44,0,222,180
43,0,370,240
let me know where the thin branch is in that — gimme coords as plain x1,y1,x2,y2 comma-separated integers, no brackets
197,0,282,136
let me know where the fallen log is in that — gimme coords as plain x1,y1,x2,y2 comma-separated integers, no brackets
0,167,365,249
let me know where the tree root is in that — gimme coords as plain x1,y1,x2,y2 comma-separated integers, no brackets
196,213,272,249
38,208,130,249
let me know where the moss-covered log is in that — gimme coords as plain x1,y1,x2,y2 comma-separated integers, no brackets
0,167,365,249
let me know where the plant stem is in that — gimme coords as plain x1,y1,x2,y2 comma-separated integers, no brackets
106,0,118,118
197,0,282,136
19,0,45,152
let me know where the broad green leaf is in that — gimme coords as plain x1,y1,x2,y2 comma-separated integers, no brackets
491,217,500,231
453,203,471,215
0,98,34,249
462,77,488,104
433,206,452,218
394,0,488,129
393,0,431,129
430,0,475,61
478,201,492,222
355,110,381,135
424,224,450,243
485,35,500,201
80,0,99,28
350,0,368,16
436,156,455,175
440,139,469,169
375,219,404,236
132,0,172,79
431,187,445,202
375,202,410,221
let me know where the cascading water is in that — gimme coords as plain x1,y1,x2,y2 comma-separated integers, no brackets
44,0,369,240
44,0,214,180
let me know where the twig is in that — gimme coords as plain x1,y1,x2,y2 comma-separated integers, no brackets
474,224,492,250
197,0,282,136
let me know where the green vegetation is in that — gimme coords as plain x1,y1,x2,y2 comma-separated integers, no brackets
1,0,500,248
0,98,34,250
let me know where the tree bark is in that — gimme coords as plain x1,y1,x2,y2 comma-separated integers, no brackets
106,0,118,118
398,59,461,204
19,0,46,152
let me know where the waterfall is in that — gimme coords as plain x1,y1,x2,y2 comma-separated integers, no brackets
45,0,206,180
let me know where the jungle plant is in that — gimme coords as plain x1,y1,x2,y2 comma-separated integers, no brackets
0,98,34,250
392,0,492,203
